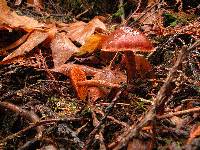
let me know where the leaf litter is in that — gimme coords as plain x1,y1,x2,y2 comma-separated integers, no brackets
0,0,200,149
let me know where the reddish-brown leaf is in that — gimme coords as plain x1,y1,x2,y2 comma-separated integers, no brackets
0,32,31,56
66,17,106,45
51,63,103,76
135,55,154,79
50,32,78,67
187,124,200,144
69,67,88,100
2,30,48,62
85,68,126,102
27,0,43,10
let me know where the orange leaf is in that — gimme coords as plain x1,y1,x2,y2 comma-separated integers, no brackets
51,32,78,67
77,34,107,56
69,67,88,100
0,0,44,31
66,17,106,45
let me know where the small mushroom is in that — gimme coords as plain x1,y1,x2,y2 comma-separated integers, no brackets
102,26,154,83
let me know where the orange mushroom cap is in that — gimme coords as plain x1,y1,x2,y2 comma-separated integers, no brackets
102,27,154,52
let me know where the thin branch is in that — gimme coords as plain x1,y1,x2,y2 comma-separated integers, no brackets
83,89,122,149
0,101,43,140
157,107,200,119
0,116,82,144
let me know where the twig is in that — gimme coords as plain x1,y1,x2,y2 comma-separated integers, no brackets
125,0,161,26
89,103,106,150
157,107,200,119
0,101,43,140
119,0,125,23
0,117,82,144
83,89,122,149
111,40,200,149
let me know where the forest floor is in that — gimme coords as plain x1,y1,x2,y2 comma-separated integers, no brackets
0,0,200,149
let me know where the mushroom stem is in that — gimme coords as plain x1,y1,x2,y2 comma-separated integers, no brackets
124,51,137,83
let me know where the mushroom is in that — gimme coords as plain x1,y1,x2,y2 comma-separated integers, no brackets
102,26,154,83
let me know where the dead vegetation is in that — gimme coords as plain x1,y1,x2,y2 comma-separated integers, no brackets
0,0,200,149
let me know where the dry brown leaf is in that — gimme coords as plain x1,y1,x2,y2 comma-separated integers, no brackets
86,68,126,102
69,67,88,100
135,55,154,79
88,87,107,102
2,30,48,62
66,17,106,45
0,32,31,56
127,138,153,150
187,124,200,144
27,0,43,10
77,34,107,56
50,32,78,67
0,0,44,31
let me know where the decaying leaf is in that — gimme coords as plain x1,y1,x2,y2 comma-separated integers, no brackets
77,34,107,56
0,32,31,56
127,138,153,150
27,0,43,10
2,30,48,62
51,63,102,76
85,68,126,102
66,17,107,45
2,27,57,63
69,67,87,100
135,55,154,79
0,0,44,31
51,32,78,67
87,86,107,102
187,124,200,144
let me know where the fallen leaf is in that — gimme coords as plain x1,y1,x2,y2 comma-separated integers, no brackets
66,17,106,45
77,34,107,56
27,0,43,10
69,67,88,100
86,68,126,102
0,0,44,31
51,63,103,76
135,55,154,79
50,32,78,67
2,30,48,62
0,32,31,56
187,124,200,144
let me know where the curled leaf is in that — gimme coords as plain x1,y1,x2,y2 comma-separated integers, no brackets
66,17,106,45
0,32,31,56
2,30,48,62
